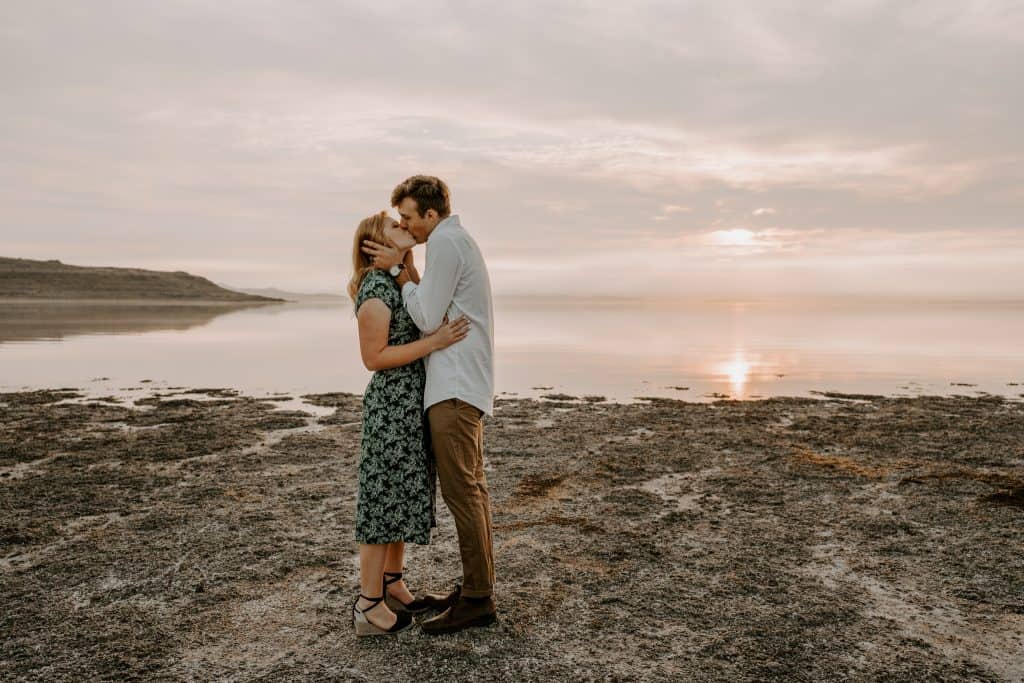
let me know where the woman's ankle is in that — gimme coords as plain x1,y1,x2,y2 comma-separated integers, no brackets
386,579,416,602
360,602,395,627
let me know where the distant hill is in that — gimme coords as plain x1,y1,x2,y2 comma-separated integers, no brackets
224,285,346,303
0,257,284,302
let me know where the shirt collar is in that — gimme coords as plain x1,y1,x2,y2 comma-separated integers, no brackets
428,214,460,241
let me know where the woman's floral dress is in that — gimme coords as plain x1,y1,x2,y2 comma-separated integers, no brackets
354,269,436,545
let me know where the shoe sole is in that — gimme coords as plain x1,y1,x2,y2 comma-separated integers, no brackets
421,613,498,636
354,618,416,637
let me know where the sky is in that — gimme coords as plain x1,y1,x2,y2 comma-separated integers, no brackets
2,1,1022,298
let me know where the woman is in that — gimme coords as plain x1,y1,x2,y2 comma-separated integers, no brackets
347,211,469,636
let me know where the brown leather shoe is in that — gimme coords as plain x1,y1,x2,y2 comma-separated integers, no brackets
420,595,498,635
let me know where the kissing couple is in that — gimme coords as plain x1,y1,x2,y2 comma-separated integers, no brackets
345,175,497,636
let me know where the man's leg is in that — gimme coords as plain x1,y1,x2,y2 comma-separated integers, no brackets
428,398,495,598
473,413,496,590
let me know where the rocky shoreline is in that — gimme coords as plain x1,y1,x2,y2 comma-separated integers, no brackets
0,256,283,302
1,388,1022,681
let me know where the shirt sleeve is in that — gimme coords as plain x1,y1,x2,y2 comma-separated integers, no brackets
402,233,460,333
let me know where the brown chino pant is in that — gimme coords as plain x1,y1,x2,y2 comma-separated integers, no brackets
427,398,495,598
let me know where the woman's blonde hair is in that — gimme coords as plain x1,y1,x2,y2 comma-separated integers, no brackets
347,211,391,304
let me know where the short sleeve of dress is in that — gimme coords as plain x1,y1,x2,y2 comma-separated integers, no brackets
355,270,396,313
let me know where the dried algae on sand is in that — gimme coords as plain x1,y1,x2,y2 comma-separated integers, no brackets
1,389,1022,681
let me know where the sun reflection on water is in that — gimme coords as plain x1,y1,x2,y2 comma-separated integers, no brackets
714,351,753,398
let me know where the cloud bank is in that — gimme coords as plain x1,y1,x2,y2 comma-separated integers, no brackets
2,1,1022,297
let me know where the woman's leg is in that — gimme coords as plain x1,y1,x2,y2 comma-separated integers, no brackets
356,543,397,628
383,541,416,604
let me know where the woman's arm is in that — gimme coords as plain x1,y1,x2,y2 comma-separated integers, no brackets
357,298,467,371
403,249,420,285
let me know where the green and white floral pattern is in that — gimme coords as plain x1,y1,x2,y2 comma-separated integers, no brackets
354,269,436,545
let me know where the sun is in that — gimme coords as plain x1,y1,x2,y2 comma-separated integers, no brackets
708,229,758,247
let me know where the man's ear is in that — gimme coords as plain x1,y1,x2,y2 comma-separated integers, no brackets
425,208,438,222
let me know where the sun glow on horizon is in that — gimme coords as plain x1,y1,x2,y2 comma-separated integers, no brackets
708,229,759,247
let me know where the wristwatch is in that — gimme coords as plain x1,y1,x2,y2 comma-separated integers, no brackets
388,263,406,277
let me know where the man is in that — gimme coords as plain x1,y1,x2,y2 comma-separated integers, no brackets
362,175,497,635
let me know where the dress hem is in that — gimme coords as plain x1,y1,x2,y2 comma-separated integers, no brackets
354,535,432,546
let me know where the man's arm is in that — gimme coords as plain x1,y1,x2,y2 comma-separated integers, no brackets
401,235,460,333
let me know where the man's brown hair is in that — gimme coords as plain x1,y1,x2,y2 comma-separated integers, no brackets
390,175,451,219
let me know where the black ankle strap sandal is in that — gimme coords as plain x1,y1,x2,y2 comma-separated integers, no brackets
352,593,412,635
353,593,385,614
383,571,431,613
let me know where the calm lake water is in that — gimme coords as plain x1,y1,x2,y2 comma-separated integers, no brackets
2,298,1023,403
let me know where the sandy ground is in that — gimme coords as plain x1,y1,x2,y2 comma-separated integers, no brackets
1,388,1022,682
